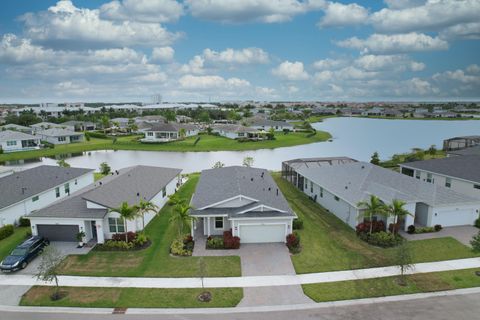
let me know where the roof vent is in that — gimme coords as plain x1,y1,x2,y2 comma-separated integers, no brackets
136,192,140,197
361,165,365,169
99,181,102,186
268,187,271,191
251,177,254,182
261,172,264,178
276,189,279,196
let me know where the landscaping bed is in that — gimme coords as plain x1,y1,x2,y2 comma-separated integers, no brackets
206,231,240,250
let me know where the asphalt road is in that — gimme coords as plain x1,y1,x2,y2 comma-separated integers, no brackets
1,292,479,320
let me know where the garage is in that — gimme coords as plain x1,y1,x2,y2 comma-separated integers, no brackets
37,224,79,242
238,224,286,243
432,207,478,227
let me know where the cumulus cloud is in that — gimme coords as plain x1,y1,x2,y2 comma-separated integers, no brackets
178,74,250,90
439,22,480,40
383,0,426,10
100,0,183,23
151,47,175,63
272,61,309,80
318,2,369,28
186,0,325,24
202,47,269,65
354,54,425,72
337,32,448,54
466,64,480,74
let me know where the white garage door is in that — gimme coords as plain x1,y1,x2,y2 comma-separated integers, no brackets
434,208,477,227
239,224,286,243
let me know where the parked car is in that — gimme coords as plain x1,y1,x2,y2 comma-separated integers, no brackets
0,236,49,272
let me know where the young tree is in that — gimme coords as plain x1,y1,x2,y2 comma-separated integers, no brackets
169,203,195,238
136,199,159,230
385,199,413,235
36,246,64,301
109,202,139,242
357,195,386,235
56,159,70,168
370,152,380,165
99,162,111,175
242,156,254,167
101,116,110,134
197,257,212,302
212,161,225,169
393,241,413,286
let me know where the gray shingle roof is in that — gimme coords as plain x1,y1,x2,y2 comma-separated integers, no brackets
447,146,480,157
250,119,294,127
1,124,32,132
146,123,179,132
0,165,93,210
29,193,107,219
296,161,480,207
0,130,38,141
37,128,83,137
81,166,181,208
401,155,480,184
190,166,294,217
211,124,259,133
283,157,357,170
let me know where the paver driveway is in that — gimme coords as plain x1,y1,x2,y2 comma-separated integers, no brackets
400,226,478,246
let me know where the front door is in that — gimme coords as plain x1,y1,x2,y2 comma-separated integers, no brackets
91,221,98,240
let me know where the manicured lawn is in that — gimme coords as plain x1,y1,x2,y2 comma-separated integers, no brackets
303,268,480,302
0,131,331,162
93,172,106,181
0,226,30,261
57,175,242,277
273,174,479,274
20,286,243,308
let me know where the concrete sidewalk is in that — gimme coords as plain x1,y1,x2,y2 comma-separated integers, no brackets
1,257,479,289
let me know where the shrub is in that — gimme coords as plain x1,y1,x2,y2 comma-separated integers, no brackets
18,217,31,227
471,231,480,253
87,131,108,139
170,238,192,256
434,224,443,232
0,224,14,240
26,229,32,238
286,232,301,253
293,219,304,230
475,218,480,229
97,240,134,251
135,233,148,246
223,230,240,249
366,231,403,248
41,141,55,149
407,225,416,234
415,226,436,234
112,231,137,243
356,221,386,234
388,223,400,234
206,236,224,249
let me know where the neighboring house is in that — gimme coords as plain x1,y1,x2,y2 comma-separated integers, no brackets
0,124,33,134
443,136,480,151
0,130,40,153
141,123,199,142
190,166,296,243
448,145,480,157
211,124,264,140
37,128,85,144
249,119,294,132
28,166,182,243
400,155,480,198
61,121,96,131
0,166,94,226
31,122,70,133
288,160,480,231
110,118,131,129
176,115,192,123
135,115,167,123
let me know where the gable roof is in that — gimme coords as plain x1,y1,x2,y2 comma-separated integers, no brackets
81,165,181,208
30,122,65,129
0,130,38,142
250,119,294,127
1,124,32,131
0,165,93,210
296,161,480,208
400,155,480,184
211,124,259,133
37,128,83,137
146,122,200,132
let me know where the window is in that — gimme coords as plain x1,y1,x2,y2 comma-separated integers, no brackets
32,195,39,202
304,178,308,190
334,195,340,201
58,136,66,142
426,173,433,183
310,181,313,193
319,187,323,198
147,132,153,136
474,184,480,190
55,187,60,198
108,217,125,233
64,183,70,194
162,187,167,198
6,140,17,146
215,217,224,229
445,178,452,188
415,171,421,179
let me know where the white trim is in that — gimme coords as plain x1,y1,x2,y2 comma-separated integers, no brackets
230,216,294,221
400,164,480,185
213,216,224,230
238,204,286,214
237,222,288,243
197,194,258,210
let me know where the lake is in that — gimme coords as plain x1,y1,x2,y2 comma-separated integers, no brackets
7,118,479,173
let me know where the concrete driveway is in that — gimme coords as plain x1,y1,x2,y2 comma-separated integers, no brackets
400,226,479,246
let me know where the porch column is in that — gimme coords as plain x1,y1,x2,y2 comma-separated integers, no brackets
207,216,211,236
191,220,195,240
96,220,105,244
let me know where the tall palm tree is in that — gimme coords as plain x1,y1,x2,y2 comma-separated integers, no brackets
109,202,139,242
136,199,159,230
386,199,413,235
169,203,195,238
357,195,386,235
179,128,186,139
101,116,110,134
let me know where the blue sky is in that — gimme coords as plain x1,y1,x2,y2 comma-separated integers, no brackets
0,0,479,103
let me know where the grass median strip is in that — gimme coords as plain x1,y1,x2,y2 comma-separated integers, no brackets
303,268,480,302
20,286,243,308
0,226,29,261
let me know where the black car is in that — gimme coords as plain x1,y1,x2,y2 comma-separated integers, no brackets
0,236,49,272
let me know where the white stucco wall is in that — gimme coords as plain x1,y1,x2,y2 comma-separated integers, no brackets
231,218,293,241
0,138,40,152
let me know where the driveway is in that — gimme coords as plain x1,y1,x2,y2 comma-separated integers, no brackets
400,226,479,246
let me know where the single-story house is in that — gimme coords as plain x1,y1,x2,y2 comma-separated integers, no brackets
37,128,85,144
28,166,182,243
289,160,480,231
190,166,296,243
443,136,480,151
110,118,131,129
0,124,33,134
141,123,200,142
0,166,94,226
31,122,70,133
211,124,265,140
0,130,41,153
135,115,167,123
249,119,294,132
176,115,192,123
448,145,480,157
400,155,480,198
61,121,96,131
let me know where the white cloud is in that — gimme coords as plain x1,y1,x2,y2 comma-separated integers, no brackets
20,0,180,49
151,47,175,63
337,32,448,54
256,86,277,96
466,64,480,74
179,56,205,74
202,47,269,65
186,0,325,24
318,2,368,28
178,75,250,90
439,22,480,40
287,85,299,93
397,77,438,95
313,58,346,70
433,69,480,84
354,54,425,72
383,0,426,10
313,70,333,83
100,0,183,23
0,34,55,64
272,61,309,81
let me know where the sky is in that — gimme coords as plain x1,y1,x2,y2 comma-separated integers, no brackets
0,0,479,103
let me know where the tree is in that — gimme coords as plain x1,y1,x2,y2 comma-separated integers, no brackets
471,231,480,253
179,128,186,139
168,193,186,206
386,199,413,235
370,152,380,165
56,159,70,168
197,257,212,302
212,161,225,169
357,195,386,235
169,203,195,238
36,246,64,301
428,145,437,155
136,199,159,230
101,116,110,134
109,202,139,242
267,127,275,140
242,156,254,167
392,241,413,286
198,111,211,124
99,162,111,175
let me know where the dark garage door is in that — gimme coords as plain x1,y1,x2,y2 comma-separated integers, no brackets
37,225,79,242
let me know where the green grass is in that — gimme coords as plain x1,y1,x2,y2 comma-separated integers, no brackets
273,174,479,274
93,172,106,181
0,131,331,162
57,175,241,277
20,286,243,308
0,226,29,261
303,268,480,302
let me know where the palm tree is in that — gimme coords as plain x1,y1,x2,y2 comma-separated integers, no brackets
385,199,413,235
179,128,186,139
168,194,186,206
169,203,195,238
101,116,110,134
357,195,386,235
136,199,159,230
109,202,139,242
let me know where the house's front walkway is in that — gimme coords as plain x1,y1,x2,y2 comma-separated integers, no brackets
400,226,478,246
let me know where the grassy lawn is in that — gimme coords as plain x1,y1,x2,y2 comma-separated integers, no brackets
20,286,243,308
0,131,331,162
273,174,479,274
57,175,241,277
0,226,30,261
303,268,480,302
